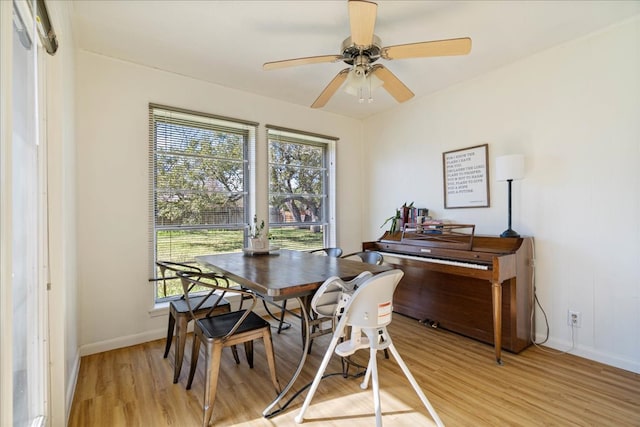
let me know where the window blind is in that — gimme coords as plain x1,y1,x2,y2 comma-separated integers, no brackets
148,104,257,299
266,126,337,251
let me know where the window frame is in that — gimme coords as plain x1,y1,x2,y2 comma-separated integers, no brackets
266,126,337,250
1,1,50,424
148,104,257,303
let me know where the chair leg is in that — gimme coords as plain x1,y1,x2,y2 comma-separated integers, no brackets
244,341,254,368
295,326,345,424
307,311,319,354
387,342,444,427
277,300,288,334
202,342,223,427
341,325,352,378
164,311,176,358
369,347,382,427
360,360,372,390
173,315,189,383
187,330,202,390
262,328,280,393
230,345,240,364
341,357,349,378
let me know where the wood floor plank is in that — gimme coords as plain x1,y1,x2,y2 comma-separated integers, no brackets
69,313,640,426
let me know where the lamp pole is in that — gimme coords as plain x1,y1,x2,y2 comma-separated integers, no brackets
500,178,519,238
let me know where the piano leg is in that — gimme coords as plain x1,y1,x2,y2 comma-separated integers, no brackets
491,281,504,365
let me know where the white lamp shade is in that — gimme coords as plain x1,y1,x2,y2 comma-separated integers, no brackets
343,69,384,96
495,154,525,181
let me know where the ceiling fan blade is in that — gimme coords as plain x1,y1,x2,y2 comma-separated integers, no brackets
383,37,472,60
263,55,342,71
370,65,414,103
349,0,377,47
311,68,350,109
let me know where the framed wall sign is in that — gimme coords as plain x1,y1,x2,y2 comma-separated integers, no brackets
443,144,490,209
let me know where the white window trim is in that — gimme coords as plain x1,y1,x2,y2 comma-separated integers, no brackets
266,127,338,248
148,104,257,307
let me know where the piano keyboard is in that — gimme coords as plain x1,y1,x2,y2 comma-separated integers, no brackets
379,251,489,270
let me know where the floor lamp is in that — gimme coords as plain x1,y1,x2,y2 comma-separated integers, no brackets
495,154,524,238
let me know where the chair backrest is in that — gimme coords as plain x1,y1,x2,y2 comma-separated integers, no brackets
177,271,258,339
159,261,231,317
310,247,343,257
156,260,203,298
341,269,404,329
342,251,384,265
311,271,373,317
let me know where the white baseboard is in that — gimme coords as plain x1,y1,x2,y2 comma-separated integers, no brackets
65,349,81,425
80,328,167,357
80,297,302,357
534,333,639,374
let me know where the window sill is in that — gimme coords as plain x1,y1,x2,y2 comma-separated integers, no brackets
148,292,243,318
149,301,170,318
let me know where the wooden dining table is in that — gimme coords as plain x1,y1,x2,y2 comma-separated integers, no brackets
195,249,391,417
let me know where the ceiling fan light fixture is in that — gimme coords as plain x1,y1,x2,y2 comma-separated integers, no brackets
344,67,383,103
344,68,366,96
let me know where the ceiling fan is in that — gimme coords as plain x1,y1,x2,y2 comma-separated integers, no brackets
263,0,472,109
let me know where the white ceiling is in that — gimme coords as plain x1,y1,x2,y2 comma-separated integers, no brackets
71,1,640,120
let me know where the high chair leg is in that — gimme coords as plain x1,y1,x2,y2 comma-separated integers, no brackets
369,347,382,427
387,342,444,427
295,329,344,424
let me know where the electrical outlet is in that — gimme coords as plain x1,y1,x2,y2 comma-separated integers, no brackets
567,310,582,327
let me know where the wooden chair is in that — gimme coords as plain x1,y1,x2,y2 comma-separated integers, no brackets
178,271,280,427
156,261,237,384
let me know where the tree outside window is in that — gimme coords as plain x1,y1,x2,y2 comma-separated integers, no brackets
267,127,336,251
149,105,255,300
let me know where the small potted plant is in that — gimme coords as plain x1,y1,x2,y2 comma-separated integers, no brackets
381,209,401,233
249,214,267,250
381,202,413,234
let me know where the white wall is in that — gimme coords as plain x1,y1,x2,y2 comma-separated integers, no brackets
362,18,640,373
75,14,639,376
75,51,363,354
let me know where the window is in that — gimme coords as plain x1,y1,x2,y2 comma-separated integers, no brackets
2,1,49,425
149,105,257,301
267,126,337,251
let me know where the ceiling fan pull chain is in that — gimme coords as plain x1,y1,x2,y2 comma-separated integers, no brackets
368,76,374,103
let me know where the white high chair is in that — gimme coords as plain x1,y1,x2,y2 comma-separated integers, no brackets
295,269,444,427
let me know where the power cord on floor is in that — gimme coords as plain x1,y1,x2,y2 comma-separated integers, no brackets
528,238,576,355
264,369,366,419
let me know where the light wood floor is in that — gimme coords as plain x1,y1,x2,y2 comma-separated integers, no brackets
69,313,640,426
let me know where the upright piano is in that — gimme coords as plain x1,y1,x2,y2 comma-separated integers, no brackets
363,227,534,364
